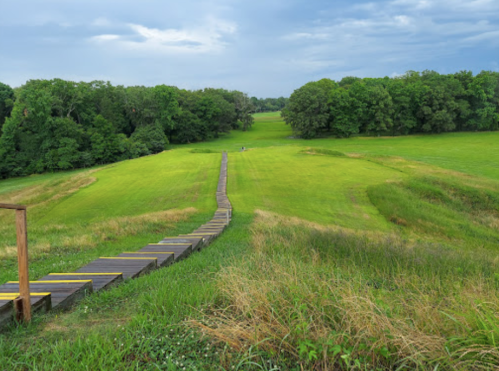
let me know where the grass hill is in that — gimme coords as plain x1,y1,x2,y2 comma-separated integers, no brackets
1,113,499,370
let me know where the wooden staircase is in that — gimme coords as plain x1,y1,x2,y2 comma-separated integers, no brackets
0,152,231,329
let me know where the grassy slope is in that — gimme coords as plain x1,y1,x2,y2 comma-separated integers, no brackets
1,113,499,369
0,150,220,284
185,115,499,180
229,146,403,230
40,149,219,224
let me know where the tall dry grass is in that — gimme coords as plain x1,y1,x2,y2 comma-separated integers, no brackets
194,210,499,370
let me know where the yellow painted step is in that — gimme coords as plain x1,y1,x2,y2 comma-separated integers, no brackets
49,273,123,276
0,292,51,296
8,280,92,284
123,252,174,254
99,257,157,260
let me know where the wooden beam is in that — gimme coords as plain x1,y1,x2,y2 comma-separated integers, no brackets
0,203,27,210
15,209,31,321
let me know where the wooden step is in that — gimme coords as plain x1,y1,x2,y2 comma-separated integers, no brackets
159,237,203,250
75,258,157,279
178,233,217,243
118,252,174,268
0,294,52,329
40,273,124,292
0,300,13,329
194,228,224,233
139,244,192,261
0,281,92,310
192,229,223,236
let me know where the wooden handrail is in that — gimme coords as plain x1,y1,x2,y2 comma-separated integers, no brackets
0,203,31,321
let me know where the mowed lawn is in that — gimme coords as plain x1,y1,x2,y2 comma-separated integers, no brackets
187,113,499,181
39,149,220,225
228,147,404,230
183,113,499,232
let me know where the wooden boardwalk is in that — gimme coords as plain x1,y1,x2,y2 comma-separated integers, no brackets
0,153,231,329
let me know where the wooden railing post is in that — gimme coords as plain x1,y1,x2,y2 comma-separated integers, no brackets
16,208,31,321
0,203,31,322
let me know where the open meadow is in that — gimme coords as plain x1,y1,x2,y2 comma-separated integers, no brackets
1,113,499,370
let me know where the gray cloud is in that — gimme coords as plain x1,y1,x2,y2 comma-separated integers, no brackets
0,0,497,97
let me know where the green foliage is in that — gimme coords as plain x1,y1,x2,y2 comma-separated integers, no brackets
283,70,499,138
0,79,259,179
131,122,168,154
0,82,14,133
250,96,288,113
282,79,336,138
90,115,123,164
329,87,360,137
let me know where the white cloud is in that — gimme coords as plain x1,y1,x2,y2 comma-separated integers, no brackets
89,17,237,54
281,0,499,74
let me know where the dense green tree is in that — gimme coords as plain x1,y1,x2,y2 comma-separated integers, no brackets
90,115,122,164
467,72,499,131
233,91,254,131
386,78,417,135
282,80,334,138
173,109,205,143
153,85,179,140
0,82,14,133
329,88,361,137
250,96,289,112
0,79,256,179
131,122,168,154
284,70,499,139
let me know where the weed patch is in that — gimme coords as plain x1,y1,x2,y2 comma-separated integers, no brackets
197,210,499,370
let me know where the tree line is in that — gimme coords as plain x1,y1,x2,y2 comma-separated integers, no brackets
282,70,499,139
250,96,288,113
0,79,258,179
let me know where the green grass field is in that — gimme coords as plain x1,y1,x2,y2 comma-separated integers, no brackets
1,113,499,370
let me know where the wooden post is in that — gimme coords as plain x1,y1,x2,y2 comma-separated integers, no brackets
0,203,31,321
15,208,31,321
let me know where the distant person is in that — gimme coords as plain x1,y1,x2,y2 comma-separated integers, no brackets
241,146,245,152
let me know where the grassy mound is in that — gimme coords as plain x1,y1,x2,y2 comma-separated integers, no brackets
2,113,499,369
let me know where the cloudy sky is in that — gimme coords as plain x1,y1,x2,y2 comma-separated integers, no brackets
0,0,498,97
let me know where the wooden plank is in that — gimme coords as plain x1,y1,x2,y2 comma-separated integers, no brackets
0,292,51,296
118,253,174,268
160,237,203,250
42,274,124,292
76,258,157,279
0,203,27,210
0,300,13,329
0,282,92,310
99,257,157,260
139,244,192,261
30,294,51,314
15,209,31,321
